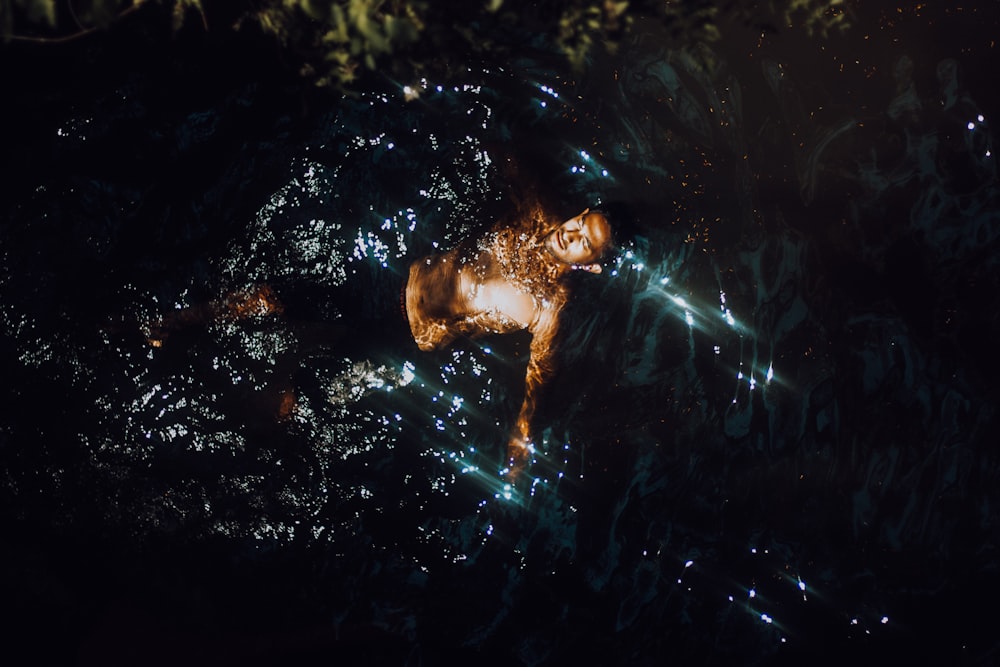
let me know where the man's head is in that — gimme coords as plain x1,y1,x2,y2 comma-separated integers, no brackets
544,209,612,272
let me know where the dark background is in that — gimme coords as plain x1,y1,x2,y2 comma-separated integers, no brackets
2,2,999,665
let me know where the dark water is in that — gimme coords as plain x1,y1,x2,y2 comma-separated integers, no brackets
2,5,999,665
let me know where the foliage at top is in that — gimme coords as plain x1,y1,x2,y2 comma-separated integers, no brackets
2,0,851,88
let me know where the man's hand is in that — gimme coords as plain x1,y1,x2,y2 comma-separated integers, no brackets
505,434,532,482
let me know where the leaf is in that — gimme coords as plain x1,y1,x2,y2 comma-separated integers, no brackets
172,0,206,32
365,25,389,54
16,0,56,26
606,1,628,21
327,3,349,43
384,15,418,46
323,47,350,64
300,0,326,21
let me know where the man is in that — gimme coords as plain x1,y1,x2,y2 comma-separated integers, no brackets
147,203,613,476
404,205,612,474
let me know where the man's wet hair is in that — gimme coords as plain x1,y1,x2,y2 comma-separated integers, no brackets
588,200,640,268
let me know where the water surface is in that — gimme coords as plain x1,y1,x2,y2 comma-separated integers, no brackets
1,5,999,665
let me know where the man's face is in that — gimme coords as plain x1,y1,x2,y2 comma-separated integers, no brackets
544,210,611,266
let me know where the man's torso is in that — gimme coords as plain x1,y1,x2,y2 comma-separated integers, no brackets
405,242,539,350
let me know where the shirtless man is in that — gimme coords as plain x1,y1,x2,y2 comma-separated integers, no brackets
146,203,613,476
404,206,612,474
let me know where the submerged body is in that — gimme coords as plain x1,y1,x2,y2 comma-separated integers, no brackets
145,204,611,476
404,207,611,472
405,240,545,351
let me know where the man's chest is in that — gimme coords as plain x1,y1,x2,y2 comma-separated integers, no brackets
469,279,537,329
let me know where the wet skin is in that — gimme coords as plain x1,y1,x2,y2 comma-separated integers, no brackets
404,209,612,476
143,210,611,478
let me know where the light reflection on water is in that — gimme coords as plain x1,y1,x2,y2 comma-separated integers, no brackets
2,8,999,664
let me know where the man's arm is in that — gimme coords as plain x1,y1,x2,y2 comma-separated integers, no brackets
146,284,282,347
411,317,459,352
506,306,560,477
412,308,527,352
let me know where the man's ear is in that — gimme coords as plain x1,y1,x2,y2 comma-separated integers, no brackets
573,263,603,274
